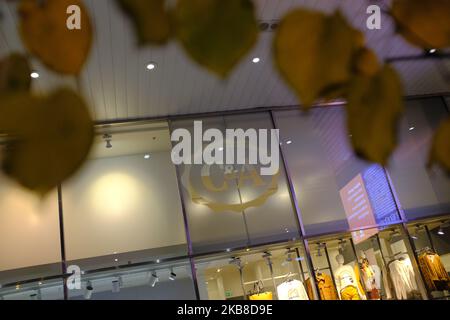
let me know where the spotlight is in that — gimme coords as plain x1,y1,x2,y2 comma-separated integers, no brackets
30,72,39,79
146,62,156,70
429,48,437,54
169,268,177,281
252,57,260,63
103,134,112,149
30,290,41,300
144,154,150,159
112,279,120,293
286,140,292,145
149,272,159,287
84,281,93,300
438,227,444,235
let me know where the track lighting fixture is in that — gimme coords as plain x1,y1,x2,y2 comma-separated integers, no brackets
84,281,93,300
169,268,177,281
30,290,41,300
149,271,159,287
103,134,112,149
112,279,120,293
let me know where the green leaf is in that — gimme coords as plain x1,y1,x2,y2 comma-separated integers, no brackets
274,9,364,109
0,53,31,94
0,88,94,195
173,0,258,78
116,0,171,45
391,0,450,49
18,0,92,75
428,117,450,174
346,64,404,164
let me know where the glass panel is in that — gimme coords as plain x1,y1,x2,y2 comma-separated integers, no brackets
61,122,187,263
407,216,450,299
306,225,426,300
171,113,300,254
274,107,401,236
387,97,450,220
0,279,64,300
195,243,314,300
0,164,61,273
68,259,196,300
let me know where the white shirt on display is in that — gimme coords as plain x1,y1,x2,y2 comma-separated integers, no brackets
276,279,309,300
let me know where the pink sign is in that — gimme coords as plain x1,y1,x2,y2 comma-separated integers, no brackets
339,174,378,244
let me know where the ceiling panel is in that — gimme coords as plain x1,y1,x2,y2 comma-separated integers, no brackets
1,0,449,122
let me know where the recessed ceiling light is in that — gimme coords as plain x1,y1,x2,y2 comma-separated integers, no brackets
286,140,292,145
30,72,39,79
156,259,160,263
144,154,150,159
146,62,156,70
252,57,260,63
409,126,415,131
218,147,224,151
438,228,444,235
114,258,118,262
429,48,437,54
217,269,221,273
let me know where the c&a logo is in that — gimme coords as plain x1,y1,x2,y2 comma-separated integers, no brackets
171,121,280,212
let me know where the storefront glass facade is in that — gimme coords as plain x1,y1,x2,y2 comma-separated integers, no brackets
0,97,449,300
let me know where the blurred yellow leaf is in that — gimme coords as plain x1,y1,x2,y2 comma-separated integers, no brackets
274,9,364,109
428,117,450,174
18,0,92,75
173,0,258,78
346,65,404,164
392,0,450,49
116,0,171,45
354,47,380,77
0,89,94,195
0,53,31,93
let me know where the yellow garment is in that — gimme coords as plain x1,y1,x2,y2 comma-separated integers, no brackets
249,291,273,300
306,273,339,300
418,252,450,292
354,264,367,299
340,285,360,300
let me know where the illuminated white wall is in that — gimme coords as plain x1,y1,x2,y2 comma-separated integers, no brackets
62,152,186,260
0,175,61,271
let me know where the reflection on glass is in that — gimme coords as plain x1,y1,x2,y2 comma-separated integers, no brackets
387,97,450,219
61,122,187,263
172,113,300,254
274,108,400,236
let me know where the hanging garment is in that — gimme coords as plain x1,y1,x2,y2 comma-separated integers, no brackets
248,280,273,300
418,252,450,292
248,291,273,300
306,273,339,300
334,264,365,300
277,279,309,300
388,257,419,300
360,261,381,299
382,265,395,300
340,285,361,300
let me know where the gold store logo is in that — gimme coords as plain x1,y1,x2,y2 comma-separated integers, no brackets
181,164,279,212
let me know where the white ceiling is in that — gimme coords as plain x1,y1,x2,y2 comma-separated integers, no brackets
1,0,449,122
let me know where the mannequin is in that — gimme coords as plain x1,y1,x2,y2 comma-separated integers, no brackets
359,251,381,299
334,254,366,300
